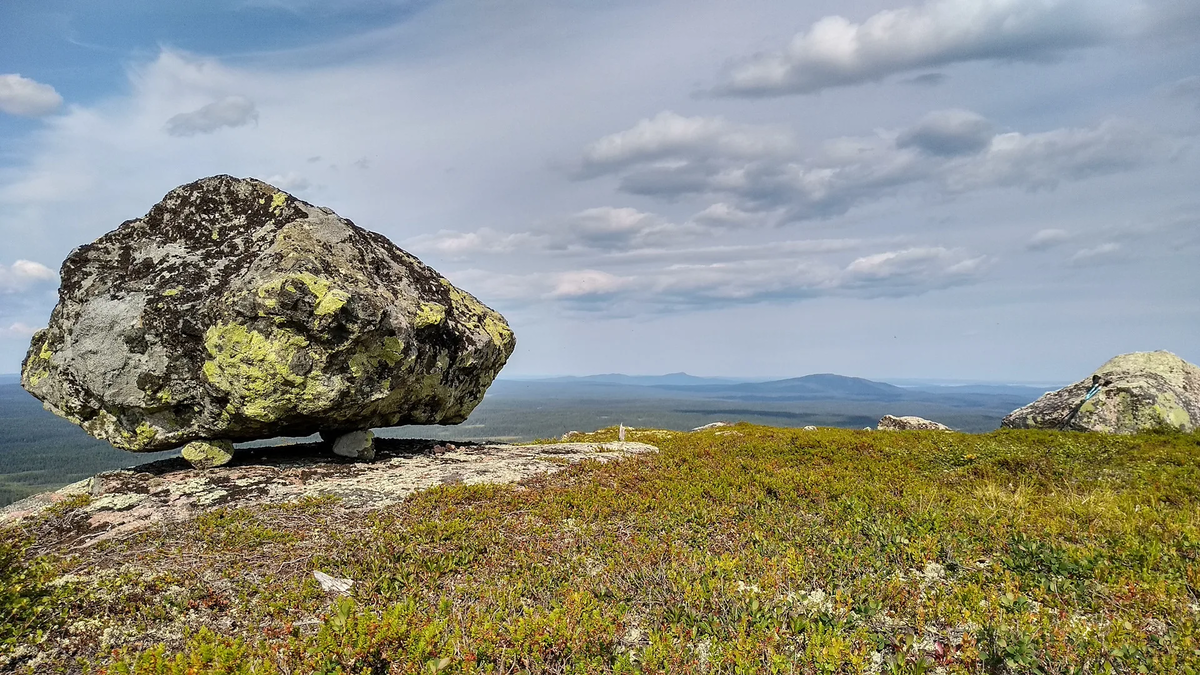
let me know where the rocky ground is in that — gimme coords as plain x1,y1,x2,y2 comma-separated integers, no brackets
3,425,1199,674
1,438,658,550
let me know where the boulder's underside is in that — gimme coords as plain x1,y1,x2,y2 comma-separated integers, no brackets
21,175,516,451
1001,351,1200,434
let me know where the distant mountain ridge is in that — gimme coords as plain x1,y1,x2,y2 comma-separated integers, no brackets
536,372,754,386
654,373,908,400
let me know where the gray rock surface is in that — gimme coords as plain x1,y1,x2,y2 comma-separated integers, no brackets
0,439,658,545
1002,351,1200,433
21,175,515,452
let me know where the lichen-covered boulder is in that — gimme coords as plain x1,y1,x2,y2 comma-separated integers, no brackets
877,415,951,431
1001,351,1200,434
20,175,515,451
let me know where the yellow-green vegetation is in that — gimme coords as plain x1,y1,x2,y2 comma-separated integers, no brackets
202,322,335,422
270,192,287,214
0,533,71,651
5,426,1200,673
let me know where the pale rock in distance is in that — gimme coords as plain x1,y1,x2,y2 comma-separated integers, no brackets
1002,351,1200,434
20,175,515,454
332,430,376,461
877,415,951,431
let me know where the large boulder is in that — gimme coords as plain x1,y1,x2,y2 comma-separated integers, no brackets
1002,351,1200,434
20,175,516,452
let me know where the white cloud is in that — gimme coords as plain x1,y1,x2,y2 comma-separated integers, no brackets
0,260,57,293
1070,241,1121,264
409,206,716,257
946,120,1168,192
443,241,985,310
1026,228,1071,250
842,247,987,293
0,322,38,338
578,111,1172,221
578,111,792,175
549,270,633,299
714,0,1112,96
165,95,259,136
264,172,312,193
0,74,64,117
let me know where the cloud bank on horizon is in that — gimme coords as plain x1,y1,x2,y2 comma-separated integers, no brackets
0,0,1196,380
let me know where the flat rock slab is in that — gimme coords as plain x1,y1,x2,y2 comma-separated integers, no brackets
0,439,657,546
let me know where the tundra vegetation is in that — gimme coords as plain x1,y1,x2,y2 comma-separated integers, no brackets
3,425,1199,673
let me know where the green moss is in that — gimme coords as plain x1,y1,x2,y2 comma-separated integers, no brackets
414,302,446,328
162,288,180,297
270,192,287,213
202,322,335,423
38,341,53,361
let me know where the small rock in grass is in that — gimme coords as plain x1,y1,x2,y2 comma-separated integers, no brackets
331,430,375,461
877,415,951,431
181,440,234,469
692,422,731,431
313,570,353,595
803,425,817,431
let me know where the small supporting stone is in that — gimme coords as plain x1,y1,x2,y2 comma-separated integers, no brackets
181,439,234,469
331,430,375,461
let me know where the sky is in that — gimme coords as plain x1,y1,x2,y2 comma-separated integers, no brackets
0,0,1197,382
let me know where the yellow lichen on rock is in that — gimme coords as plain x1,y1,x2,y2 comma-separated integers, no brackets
256,272,349,319
202,322,335,423
439,278,515,351
415,303,446,328
349,336,406,378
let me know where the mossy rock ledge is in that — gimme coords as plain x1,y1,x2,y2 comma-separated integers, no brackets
1001,350,1200,433
20,175,516,454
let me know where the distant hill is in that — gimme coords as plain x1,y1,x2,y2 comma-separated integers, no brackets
655,373,909,400
534,372,752,386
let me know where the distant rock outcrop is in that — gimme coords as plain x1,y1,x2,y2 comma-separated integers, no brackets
20,176,515,464
877,415,951,431
1002,351,1200,434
